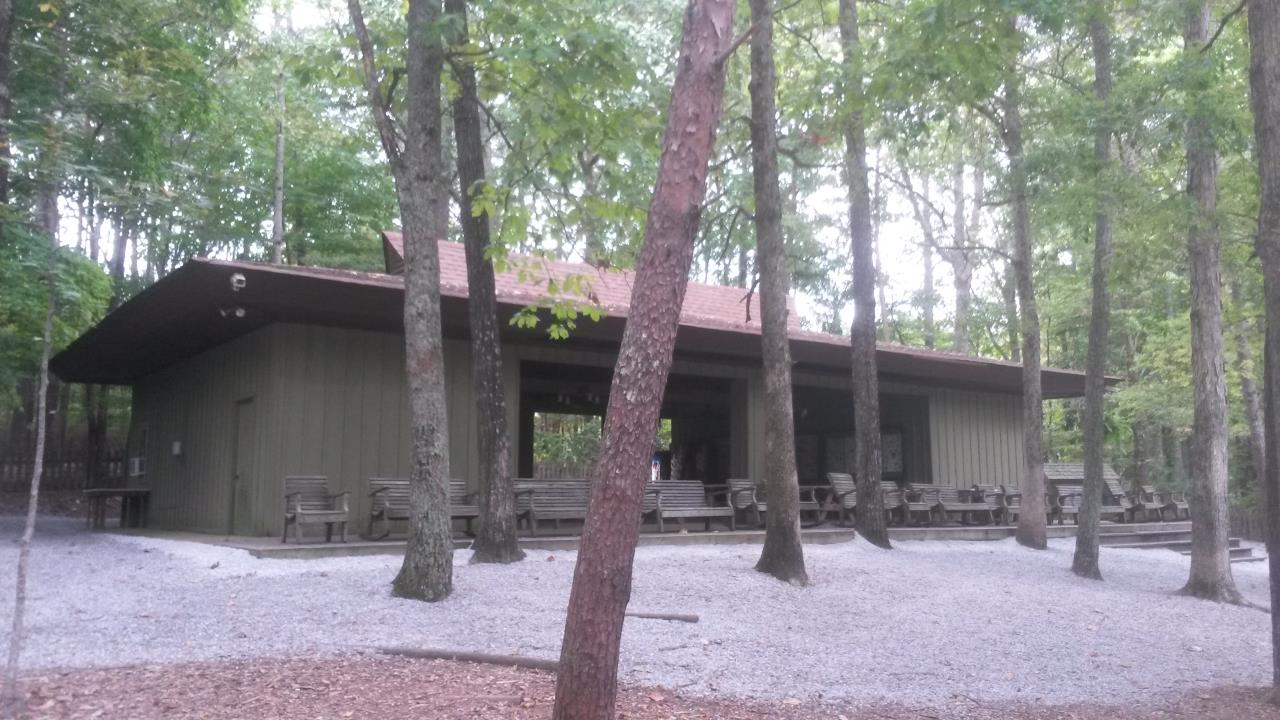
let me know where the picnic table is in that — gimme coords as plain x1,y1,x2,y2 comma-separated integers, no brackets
83,488,151,529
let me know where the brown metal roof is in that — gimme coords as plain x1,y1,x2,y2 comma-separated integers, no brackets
51,249,1098,398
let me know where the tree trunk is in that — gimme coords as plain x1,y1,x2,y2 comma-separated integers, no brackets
1001,229,1021,361
1,218,55,720
3,13,60,708
551,2,735,716
1230,279,1265,491
947,158,976,355
748,0,807,585
1072,9,1113,581
270,1,287,264
840,0,889,549
1247,0,1280,694
384,0,455,603
0,0,11,213
1180,1,1241,604
446,0,523,565
1000,43,1047,551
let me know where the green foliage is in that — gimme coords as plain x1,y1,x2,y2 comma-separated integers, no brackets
0,228,112,412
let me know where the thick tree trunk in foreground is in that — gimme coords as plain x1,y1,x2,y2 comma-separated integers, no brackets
1000,53,1047,550
390,0,454,602
551,2,735,716
447,0,523,565
839,0,889,549
749,0,807,585
1246,0,1280,693
1180,2,1241,604
349,0,454,601
1072,10,1113,581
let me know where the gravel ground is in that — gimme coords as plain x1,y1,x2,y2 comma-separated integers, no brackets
0,515,1272,709
16,656,1280,720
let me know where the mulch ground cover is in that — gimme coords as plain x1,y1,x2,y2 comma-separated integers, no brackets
13,654,1280,719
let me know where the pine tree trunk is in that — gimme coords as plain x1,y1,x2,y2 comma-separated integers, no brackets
1072,9,1113,581
551,2,735,716
1246,0,1280,692
839,0,889,549
0,0,11,213
270,0,287,264
1230,279,1265,490
948,159,974,355
1180,1,1241,604
1001,48,1047,550
748,0,807,585
446,0,523,565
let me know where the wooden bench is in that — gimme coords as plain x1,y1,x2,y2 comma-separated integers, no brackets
928,485,999,525
367,477,478,539
1138,484,1176,522
1052,482,1130,524
727,477,765,526
900,483,938,525
825,473,904,526
1166,488,1190,520
83,488,150,530
517,478,591,536
1048,484,1082,525
283,476,349,544
973,485,1008,524
1105,478,1139,522
643,479,735,533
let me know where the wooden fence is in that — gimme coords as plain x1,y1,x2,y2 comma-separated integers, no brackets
0,449,125,493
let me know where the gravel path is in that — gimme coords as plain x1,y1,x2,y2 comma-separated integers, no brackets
0,515,1271,709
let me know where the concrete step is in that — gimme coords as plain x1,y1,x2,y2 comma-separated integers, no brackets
1098,521,1191,535
1099,529,1192,546
1108,538,1240,552
1232,554,1267,564
1180,546,1254,560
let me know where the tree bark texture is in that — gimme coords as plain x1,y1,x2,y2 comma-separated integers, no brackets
1180,2,1241,604
270,1,287,264
748,0,807,585
947,158,978,355
839,0,889,549
350,0,457,602
446,0,524,565
0,0,11,212
1246,0,1280,691
1230,279,1265,490
1001,51,1047,550
550,2,736,716
1072,10,1113,581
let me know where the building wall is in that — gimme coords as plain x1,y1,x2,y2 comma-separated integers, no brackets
130,321,1031,536
130,327,275,534
925,387,1027,489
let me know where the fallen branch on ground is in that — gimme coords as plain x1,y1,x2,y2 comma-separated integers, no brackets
378,646,559,672
626,611,699,623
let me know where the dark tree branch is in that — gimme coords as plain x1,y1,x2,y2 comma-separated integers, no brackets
1202,0,1247,53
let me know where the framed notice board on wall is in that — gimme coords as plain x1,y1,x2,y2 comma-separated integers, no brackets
881,428,906,481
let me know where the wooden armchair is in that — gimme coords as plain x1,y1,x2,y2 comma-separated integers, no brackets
283,475,350,544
